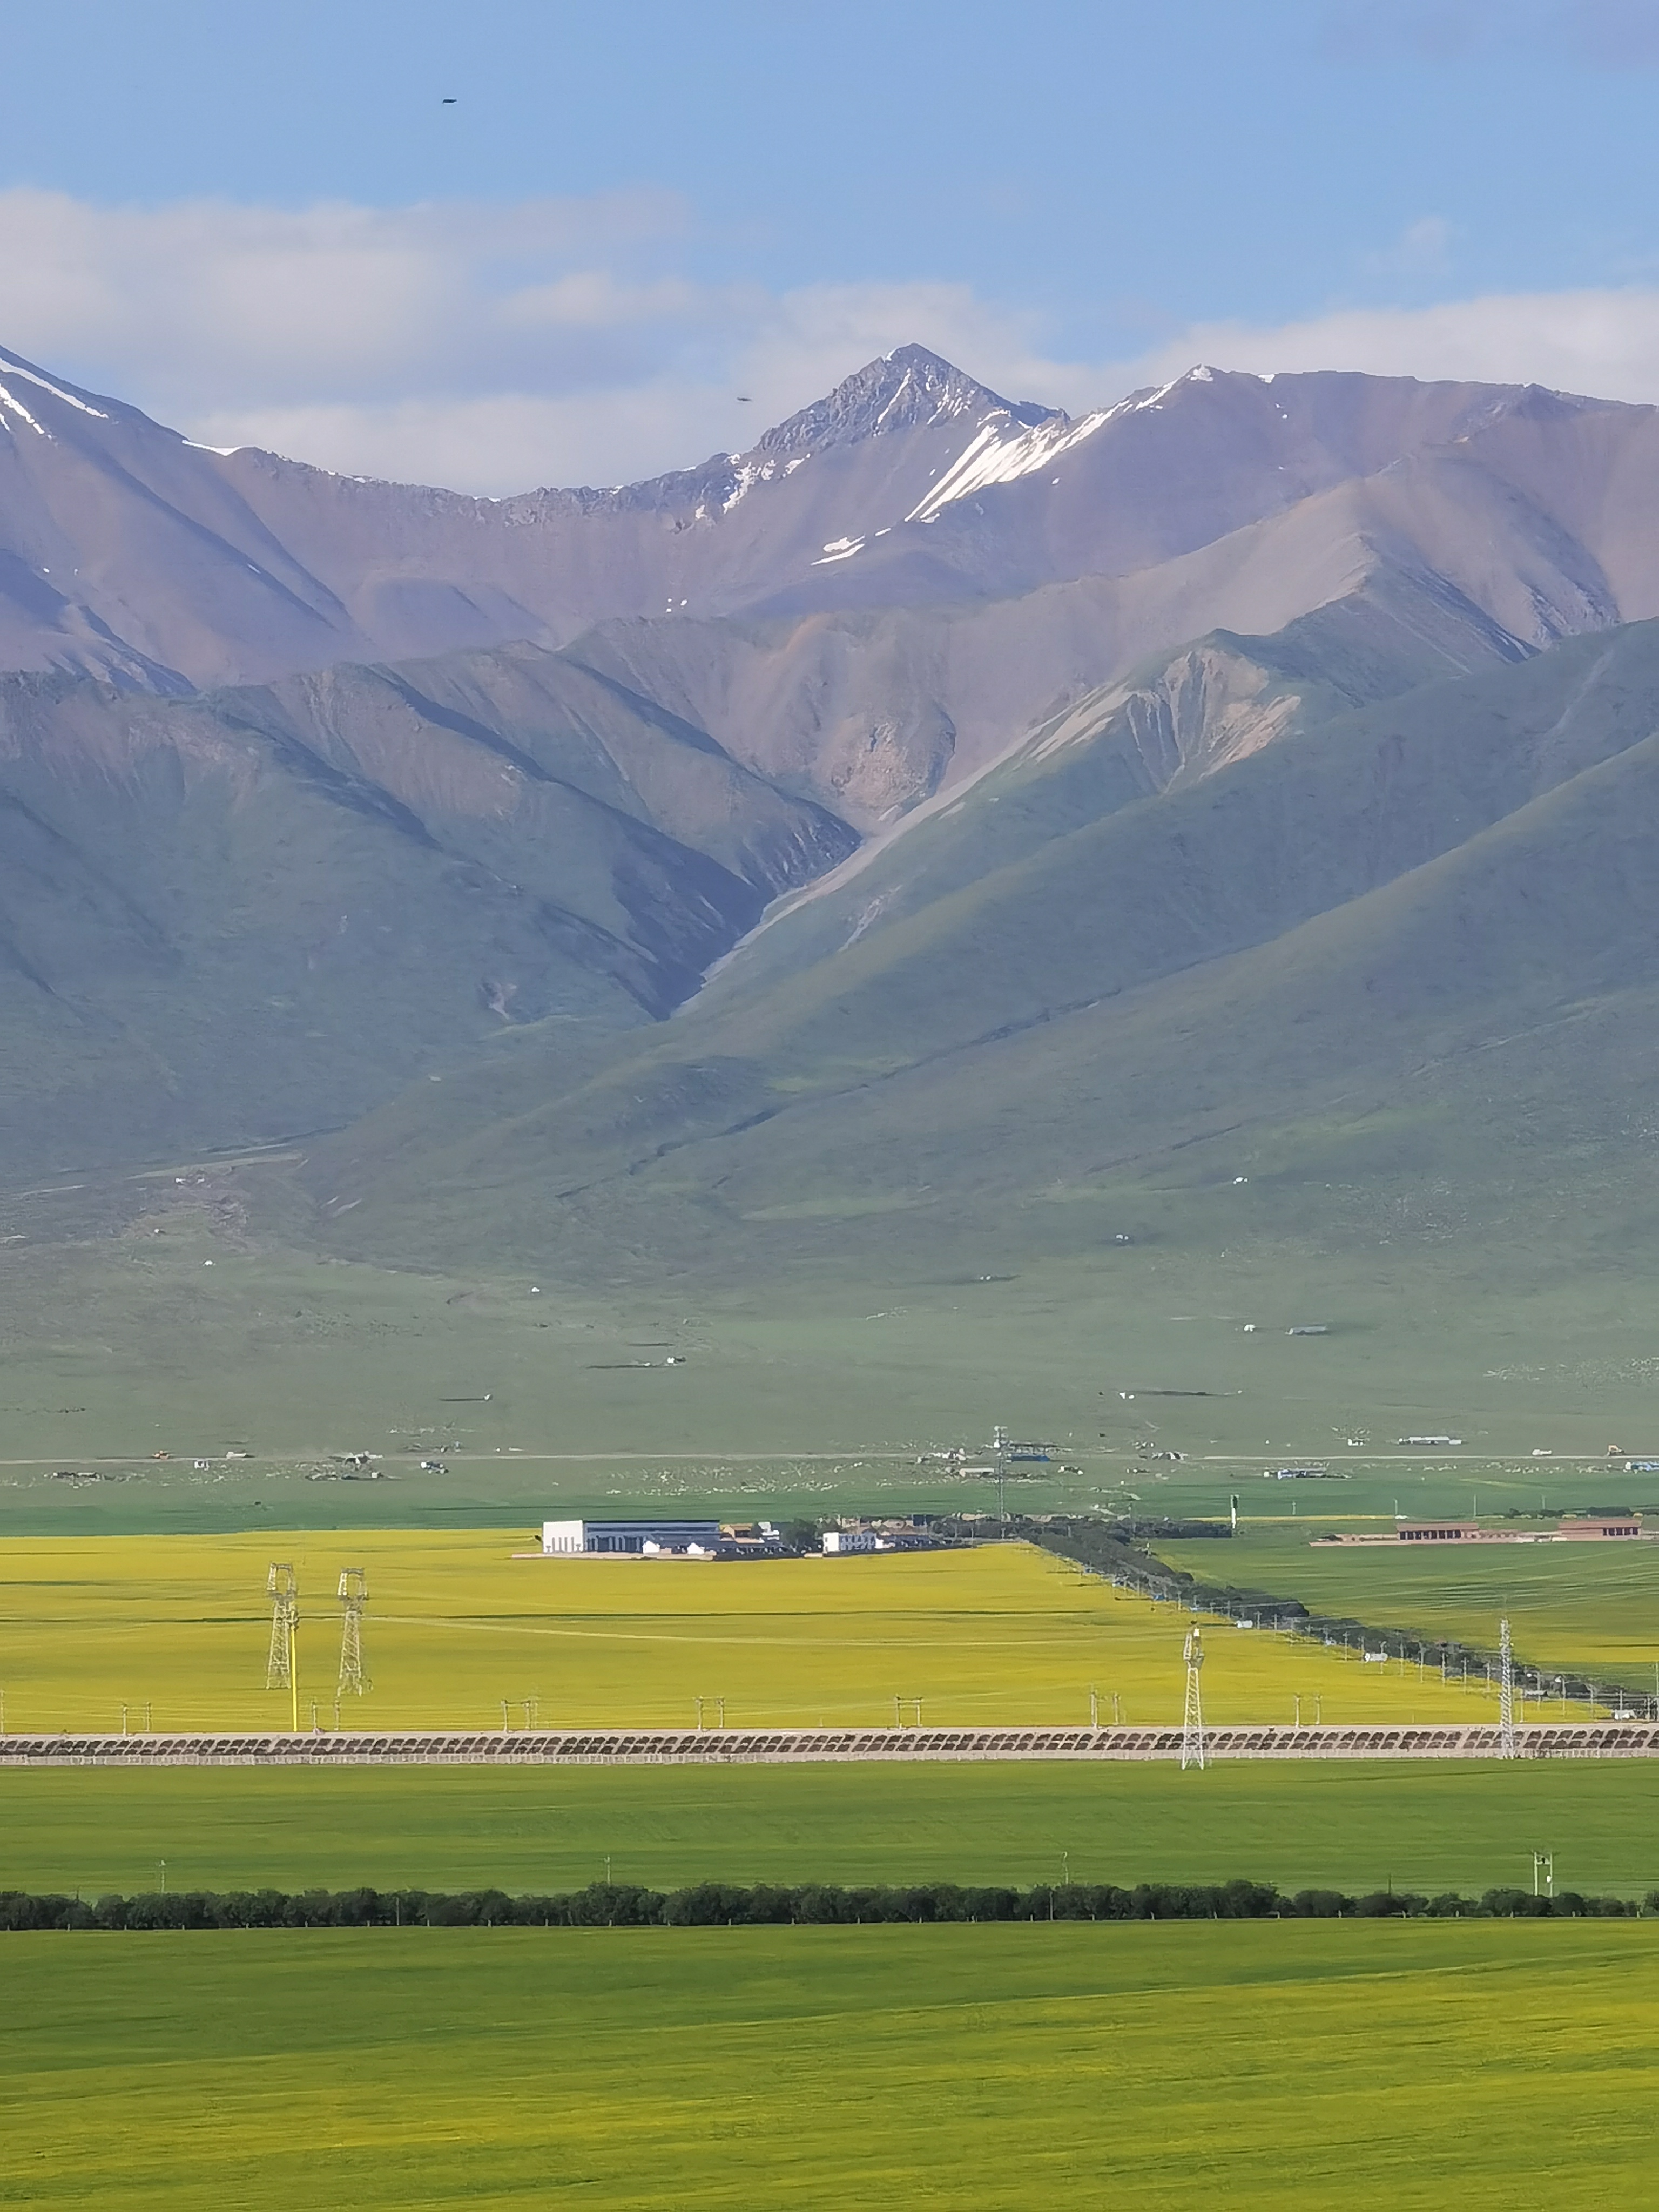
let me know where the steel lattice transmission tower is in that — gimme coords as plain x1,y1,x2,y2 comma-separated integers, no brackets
265,1563,298,1690
1181,1627,1206,1771
337,1567,369,1696
1499,1615,1518,1758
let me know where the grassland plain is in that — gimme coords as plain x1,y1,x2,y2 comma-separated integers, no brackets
7,1923,1658,2209
9,1171,1659,1520
0,1534,1500,1735
6,1758,1656,1899
1155,1525,1659,1688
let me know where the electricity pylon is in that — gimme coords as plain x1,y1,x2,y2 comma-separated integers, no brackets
1181,1627,1206,1771
1499,1615,1518,1758
337,1567,369,1697
265,1563,299,1732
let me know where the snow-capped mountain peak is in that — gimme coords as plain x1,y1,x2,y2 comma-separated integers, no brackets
756,343,1057,461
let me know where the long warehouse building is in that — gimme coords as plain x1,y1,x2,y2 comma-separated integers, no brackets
541,1518,722,1555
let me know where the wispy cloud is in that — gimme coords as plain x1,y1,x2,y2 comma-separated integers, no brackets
1361,216,1455,281
1318,0,1659,64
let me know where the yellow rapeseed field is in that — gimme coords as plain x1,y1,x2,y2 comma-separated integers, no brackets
0,1534,1503,1735
0,1530,1504,1734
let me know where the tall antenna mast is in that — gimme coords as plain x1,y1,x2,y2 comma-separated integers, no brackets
1181,1626,1206,1771
1499,1615,1518,1758
265,1563,299,1733
337,1567,369,1699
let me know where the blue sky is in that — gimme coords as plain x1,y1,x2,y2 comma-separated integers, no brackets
3,0,1658,489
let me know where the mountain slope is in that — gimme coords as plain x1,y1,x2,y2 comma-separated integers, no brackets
0,648,853,1171
300,619,1659,1283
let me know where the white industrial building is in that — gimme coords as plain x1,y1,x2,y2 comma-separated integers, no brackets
541,1518,721,1556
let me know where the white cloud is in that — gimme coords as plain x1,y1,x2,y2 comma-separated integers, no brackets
0,188,1093,490
1108,286,1659,406
6,186,1659,495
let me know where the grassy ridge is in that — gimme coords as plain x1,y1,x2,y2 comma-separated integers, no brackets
6,1759,1654,1899
8,1923,1657,2208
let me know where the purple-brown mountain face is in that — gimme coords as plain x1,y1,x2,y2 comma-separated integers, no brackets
3,340,1655,702
5,337,1659,1195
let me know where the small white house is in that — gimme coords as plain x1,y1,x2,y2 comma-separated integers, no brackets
822,1528,882,1555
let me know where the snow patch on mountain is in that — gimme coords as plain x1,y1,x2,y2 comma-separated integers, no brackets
905,408,1110,523
0,385,46,436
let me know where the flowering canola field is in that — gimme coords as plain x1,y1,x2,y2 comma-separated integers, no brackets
0,1534,1498,1734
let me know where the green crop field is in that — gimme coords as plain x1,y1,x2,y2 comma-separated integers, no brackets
8,1923,1657,2209
1154,1525,1659,1689
0,1532,1500,1735
5,1757,1656,1900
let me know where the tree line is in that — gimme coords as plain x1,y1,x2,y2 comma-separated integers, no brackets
0,1877,1650,1930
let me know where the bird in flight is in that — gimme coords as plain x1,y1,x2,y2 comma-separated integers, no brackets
736,394,752,403
442,96,457,104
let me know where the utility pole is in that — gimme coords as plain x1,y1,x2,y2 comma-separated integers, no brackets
336,1568,368,1698
1089,1684,1099,1730
1499,1617,1518,1758
1181,1628,1206,1772
994,1425,1008,1525
265,1564,299,1733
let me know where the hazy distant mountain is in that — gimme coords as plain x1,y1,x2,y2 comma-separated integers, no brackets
11,335,1659,1228
6,338,1659,709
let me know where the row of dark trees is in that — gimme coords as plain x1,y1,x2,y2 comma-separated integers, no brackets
0,1878,1650,1930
